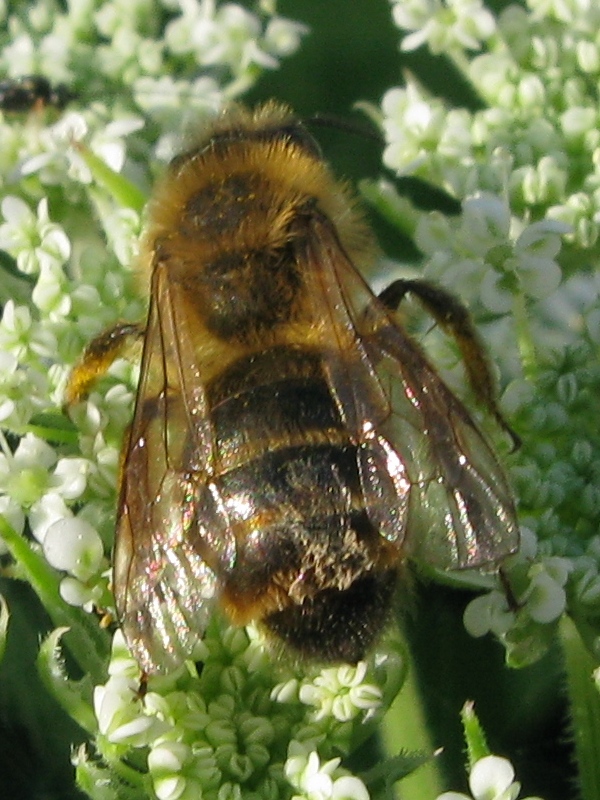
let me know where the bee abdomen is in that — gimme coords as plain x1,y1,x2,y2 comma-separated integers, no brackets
264,569,398,663
216,441,393,634
206,347,380,559
204,347,400,660
208,345,347,472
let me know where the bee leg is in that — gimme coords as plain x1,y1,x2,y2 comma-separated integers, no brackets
378,278,520,449
499,565,521,613
65,322,145,406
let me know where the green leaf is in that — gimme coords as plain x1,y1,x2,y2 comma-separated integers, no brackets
25,412,80,447
362,748,438,798
37,627,97,734
74,142,146,214
75,749,145,800
560,615,600,800
460,701,490,768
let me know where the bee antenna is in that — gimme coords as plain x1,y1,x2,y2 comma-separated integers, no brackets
305,112,383,145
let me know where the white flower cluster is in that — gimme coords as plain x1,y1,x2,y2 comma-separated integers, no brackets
365,0,600,675
0,185,137,610
462,527,573,666
0,1,308,171
0,0,307,609
391,0,495,55
383,1,600,248
81,626,398,800
415,192,567,322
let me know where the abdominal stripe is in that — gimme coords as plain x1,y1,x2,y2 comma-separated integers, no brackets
205,346,374,547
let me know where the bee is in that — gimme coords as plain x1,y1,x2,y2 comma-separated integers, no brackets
0,75,75,113
66,102,519,674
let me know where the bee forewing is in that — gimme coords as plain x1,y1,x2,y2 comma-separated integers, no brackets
113,264,235,674
305,215,519,571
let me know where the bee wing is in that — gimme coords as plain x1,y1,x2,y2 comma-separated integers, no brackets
305,216,519,571
113,262,235,674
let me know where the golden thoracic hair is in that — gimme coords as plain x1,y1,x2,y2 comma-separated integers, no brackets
138,102,377,282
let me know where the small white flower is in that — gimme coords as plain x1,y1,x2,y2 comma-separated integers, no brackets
465,526,571,640
522,559,571,624
463,590,515,638
513,156,567,206
0,432,95,545
95,206,142,268
285,745,369,800
148,741,191,773
459,193,511,252
263,17,309,58
107,629,143,680
272,678,300,704
0,197,70,276
0,432,55,499
167,0,271,77
299,662,382,722
58,576,103,608
94,674,168,745
0,33,36,77
133,75,223,136
418,192,568,317
0,197,35,253
52,458,90,501
509,219,568,300
331,777,370,800
576,40,600,73
392,0,496,55
0,495,25,554
382,84,446,174
28,493,72,544
0,300,57,364
149,741,193,800
437,755,544,800
90,117,145,174
51,112,89,146
43,516,104,582
32,262,72,320
0,351,39,428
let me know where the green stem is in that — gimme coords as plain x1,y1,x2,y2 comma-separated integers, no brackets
447,50,472,80
96,738,148,790
382,636,445,799
360,178,421,240
24,424,80,446
560,615,600,800
512,289,538,378
75,142,146,213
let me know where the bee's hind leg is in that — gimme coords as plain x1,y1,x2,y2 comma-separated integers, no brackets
377,278,519,449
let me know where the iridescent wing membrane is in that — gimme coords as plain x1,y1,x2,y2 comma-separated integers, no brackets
113,264,235,674
305,215,519,572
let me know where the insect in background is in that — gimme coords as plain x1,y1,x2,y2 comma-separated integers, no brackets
0,75,75,114
66,102,519,675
